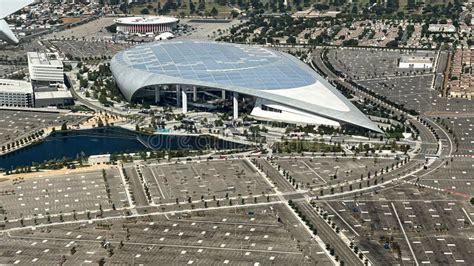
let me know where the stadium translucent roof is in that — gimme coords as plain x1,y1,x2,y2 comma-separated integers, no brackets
111,40,382,132
114,41,315,90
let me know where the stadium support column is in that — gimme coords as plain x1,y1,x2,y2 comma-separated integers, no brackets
233,92,238,120
182,90,187,114
155,86,160,103
176,85,181,107
221,90,226,100
192,86,197,102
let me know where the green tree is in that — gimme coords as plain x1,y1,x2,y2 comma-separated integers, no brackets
386,0,399,12
214,119,223,127
79,79,88,88
287,36,296,44
189,0,196,13
198,0,205,10
230,10,239,18
99,93,108,105
210,7,218,17
386,40,398,48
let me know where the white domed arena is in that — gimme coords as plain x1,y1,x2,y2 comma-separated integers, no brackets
115,16,179,34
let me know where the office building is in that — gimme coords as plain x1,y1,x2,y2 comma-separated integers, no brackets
27,52,64,89
0,79,34,107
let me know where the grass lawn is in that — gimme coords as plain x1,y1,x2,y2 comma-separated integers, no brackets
274,140,341,153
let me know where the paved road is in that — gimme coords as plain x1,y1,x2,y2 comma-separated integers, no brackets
256,159,296,192
311,48,455,181
297,201,363,265
311,49,409,119
66,74,106,112
66,73,142,117
124,166,149,207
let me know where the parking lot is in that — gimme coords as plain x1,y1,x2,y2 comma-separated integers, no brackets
326,48,450,112
328,49,436,80
440,117,474,156
428,98,474,114
274,157,397,189
0,110,87,150
322,48,473,115
42,17,116,41
322,183,474,265
393,200,471,264
0,205,320,265
0,39,44,78
178,19,241,40
416,157,473,197
138,159,275,204
48,39,131,59
358,75,436,110
0,170,118,221
104,167,130,209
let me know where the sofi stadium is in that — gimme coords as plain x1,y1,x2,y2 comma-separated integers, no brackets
111,40,382,133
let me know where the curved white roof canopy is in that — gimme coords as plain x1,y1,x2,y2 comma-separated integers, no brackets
0,0,34,44
111,40,382,133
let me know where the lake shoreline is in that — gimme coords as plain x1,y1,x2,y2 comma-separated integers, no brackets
0,127,247,169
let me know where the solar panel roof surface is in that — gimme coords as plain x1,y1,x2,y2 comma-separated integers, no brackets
115,40,316,90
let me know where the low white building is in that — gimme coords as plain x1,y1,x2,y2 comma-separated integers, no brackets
88,154,111,165
0,79,33,107
428,24,456,33
398,56,433,69
34,90,73,107
155,32,174,41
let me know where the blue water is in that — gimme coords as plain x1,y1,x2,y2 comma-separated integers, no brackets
0,127,245,169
